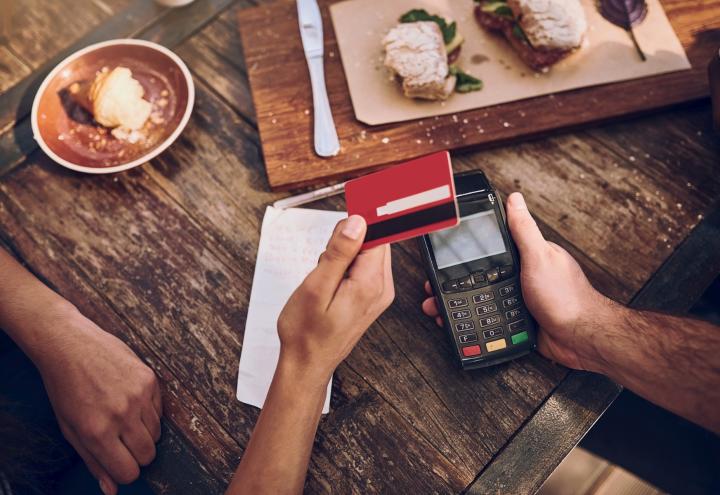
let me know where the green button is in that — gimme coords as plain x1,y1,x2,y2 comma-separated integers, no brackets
511,331,528,345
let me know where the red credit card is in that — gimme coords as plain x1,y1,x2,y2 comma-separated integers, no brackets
345,151,459,249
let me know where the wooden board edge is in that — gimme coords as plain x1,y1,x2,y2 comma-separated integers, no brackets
144,419,226,495
264,96,709,191
631,201,720,312
464,371,621,495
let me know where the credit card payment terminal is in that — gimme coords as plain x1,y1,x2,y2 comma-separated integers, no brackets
419,170,537,369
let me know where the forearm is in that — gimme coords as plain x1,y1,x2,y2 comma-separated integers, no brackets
0,248,77,365
585,301,720,433
227,353,330,495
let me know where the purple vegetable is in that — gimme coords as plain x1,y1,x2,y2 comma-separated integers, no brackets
599,0,648,61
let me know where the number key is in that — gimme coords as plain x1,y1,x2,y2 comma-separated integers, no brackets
499,284,516,297
455,321,475,332
476,303,498,315
503,296,520,308
482,328,504,340
505,308,522,320
448,298,468,308
479,314,501,327
473,293,494,303
452,310,472,320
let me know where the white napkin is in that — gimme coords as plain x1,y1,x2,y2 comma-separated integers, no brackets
236,206,347,414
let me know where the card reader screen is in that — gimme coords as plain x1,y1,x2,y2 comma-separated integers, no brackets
430,210,507,269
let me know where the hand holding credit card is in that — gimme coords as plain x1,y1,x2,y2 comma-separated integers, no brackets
345,151,459,249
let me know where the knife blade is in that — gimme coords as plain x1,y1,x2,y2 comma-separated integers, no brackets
297,0,340,157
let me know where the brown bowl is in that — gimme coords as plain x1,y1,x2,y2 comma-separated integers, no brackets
31,39,194,174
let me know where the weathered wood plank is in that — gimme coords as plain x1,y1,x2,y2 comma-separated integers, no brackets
146,421,226,495
174,11,254,121
1,5,717,494
5,0,112,69
0,109,34,175
310,367,467,493
147,17,717,492
91,0,136,14
139,0,239,49
465,372,621,495
140,76,491,489
137,67,575,485
0,46,31,94
0,142,474,493
633,203,720,313
453,103,720,294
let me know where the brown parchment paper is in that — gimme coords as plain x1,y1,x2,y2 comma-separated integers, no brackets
329,0,691,126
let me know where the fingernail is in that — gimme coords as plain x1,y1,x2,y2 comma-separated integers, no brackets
342,215,365,240
99,479,111,495
510,193,527,210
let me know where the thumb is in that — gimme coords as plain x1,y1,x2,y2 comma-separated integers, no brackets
303,215,366,303
506,192,546,262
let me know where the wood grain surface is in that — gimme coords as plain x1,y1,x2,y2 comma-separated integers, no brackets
0,0,719,493
238,0,720,189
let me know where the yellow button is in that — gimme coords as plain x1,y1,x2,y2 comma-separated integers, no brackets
486,339,507,352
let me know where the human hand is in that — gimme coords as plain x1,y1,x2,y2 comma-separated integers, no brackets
421,192,620,371
278,215,394,381
35,308,162,495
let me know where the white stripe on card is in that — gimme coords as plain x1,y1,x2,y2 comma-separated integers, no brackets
376,185,450,217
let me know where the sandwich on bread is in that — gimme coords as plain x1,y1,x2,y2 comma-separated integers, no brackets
383,9,482,100
474,0,587,70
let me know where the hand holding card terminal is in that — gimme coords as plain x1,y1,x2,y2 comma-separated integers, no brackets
419,171,537,369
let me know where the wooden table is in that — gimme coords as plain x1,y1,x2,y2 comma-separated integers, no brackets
1,1,719,493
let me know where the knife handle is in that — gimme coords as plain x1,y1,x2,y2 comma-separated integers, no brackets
307,56,340,157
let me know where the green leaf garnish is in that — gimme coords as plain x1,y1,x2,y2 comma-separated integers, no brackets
511,23,531,44
494,5,514,17
449,66,483,93
400,9,457,45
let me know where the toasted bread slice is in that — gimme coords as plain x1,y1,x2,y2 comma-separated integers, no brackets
383,21,455,100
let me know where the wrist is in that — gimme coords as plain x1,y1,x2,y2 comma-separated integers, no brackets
573,294,629,375
15,299,85,370
276,350,334,390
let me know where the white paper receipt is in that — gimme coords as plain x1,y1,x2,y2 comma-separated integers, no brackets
236,206,346,414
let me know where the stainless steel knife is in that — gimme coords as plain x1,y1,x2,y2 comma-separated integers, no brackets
297,0,340,157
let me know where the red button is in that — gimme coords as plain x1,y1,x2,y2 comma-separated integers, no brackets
462,345,481,357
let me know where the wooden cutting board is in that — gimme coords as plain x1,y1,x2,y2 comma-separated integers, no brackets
238,0,719,191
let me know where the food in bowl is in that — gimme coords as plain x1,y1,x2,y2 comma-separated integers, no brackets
32,39,194,174
69,66,161,144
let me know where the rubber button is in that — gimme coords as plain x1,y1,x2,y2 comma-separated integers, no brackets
511,331,529,345
462,345,481,357
486,339,507,352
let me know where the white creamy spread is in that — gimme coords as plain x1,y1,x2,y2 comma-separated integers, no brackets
509,0,587,50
